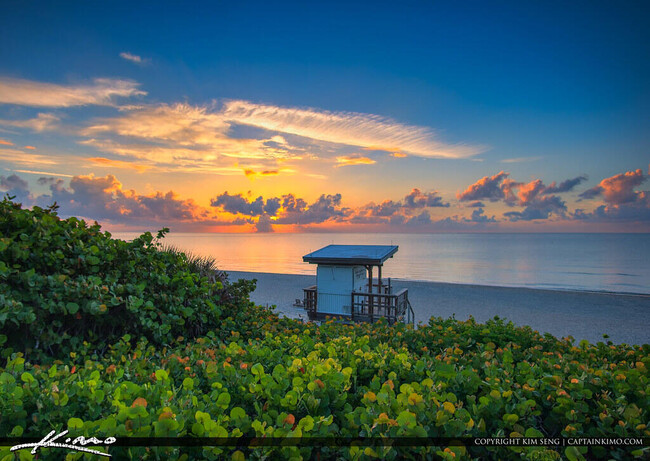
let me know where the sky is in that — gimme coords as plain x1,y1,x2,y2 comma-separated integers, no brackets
0,0,648,233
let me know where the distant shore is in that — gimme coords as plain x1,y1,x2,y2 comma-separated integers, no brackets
228,270,650,346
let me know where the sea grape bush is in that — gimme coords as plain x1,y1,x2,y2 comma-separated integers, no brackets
1,199,648,460
1,318,648,460
0,198,255,358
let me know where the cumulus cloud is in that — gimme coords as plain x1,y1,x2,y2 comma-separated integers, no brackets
458,172,587,205
25,173,225,230
0,78,145,107
503,195,567,221
457,171,511,202
579,169,646,205
221,100,483,159
277,193,350,225
544,175,588,194
465,208,496,223
458,172,589,221
210,192,283,217
403,188,449,208
0,174,30,202
255,214,274,233
210,190,352,225
573,169,650,223
404,211,432,226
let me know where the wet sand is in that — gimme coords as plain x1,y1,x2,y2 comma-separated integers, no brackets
228,271,650,345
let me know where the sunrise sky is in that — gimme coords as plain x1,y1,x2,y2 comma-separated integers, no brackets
1,0,648,232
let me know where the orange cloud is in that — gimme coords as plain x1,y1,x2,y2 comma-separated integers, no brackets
87,157,150,173
580,169,646,205
0,149,58,166
0,77,145,107
244,169,280,178
0,139,13,146
335,155,376,167
24,146,36,150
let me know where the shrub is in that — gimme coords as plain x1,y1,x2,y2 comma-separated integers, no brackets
0,198,254,359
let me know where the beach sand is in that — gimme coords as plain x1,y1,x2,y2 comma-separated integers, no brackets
228,271,649,345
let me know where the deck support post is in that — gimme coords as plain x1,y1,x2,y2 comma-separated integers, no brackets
367,265,373,322
377,265,382,315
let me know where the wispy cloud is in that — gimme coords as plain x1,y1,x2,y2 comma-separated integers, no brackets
87,157,151,172
0,77,145,107
221,100,484,159
14,169,74,178
0,139,13,146
119,52,150,65
500,156,542,163
243,168,296,178
0,113,61,132
0,148,59,166
82,104,299,162
335,155,376,167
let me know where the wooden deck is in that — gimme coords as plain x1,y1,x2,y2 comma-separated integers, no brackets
302,285,414,325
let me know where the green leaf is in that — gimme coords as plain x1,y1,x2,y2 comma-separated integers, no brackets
66,302,79,314
216,392,231,407
48,364,57,378
20,372,35,384
524,428,544,437
68,418,84,430
155,369,169,381
396,410,416,428
230,407,246,421
251,363,264,376
565,446,585,461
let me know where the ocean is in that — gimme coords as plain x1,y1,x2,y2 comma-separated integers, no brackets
112,232,650,295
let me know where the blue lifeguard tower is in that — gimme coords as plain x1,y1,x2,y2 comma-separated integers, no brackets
301,244,414,324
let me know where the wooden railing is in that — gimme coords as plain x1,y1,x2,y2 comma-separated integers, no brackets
302,285,413,325
303,285,317,312
351,288,410,324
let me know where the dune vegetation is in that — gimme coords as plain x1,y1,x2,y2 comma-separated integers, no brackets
0,198,648,460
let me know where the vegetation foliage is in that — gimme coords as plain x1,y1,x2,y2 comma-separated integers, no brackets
0,199,648,460
0,198,251,358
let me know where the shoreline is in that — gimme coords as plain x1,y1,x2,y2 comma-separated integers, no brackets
227,270,650,346
230,269,650,298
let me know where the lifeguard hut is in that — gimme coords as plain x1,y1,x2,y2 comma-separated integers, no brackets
301,245,414,324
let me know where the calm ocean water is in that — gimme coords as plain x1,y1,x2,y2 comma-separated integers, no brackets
113,233,650,295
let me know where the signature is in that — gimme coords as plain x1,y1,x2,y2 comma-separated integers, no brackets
11,429,116,457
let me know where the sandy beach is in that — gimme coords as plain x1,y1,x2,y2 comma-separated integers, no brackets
228,271,650,346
